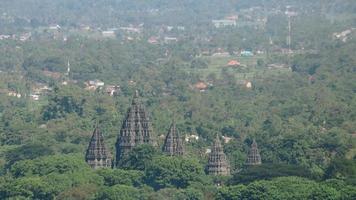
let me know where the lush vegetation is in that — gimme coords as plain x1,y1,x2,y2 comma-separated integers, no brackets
0,0,355,199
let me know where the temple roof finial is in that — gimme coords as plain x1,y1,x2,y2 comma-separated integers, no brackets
134,90,139,98
132,90,140,105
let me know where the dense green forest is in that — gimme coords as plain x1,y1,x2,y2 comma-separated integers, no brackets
0,0,355,199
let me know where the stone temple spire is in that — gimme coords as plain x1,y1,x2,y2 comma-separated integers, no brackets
115,90,155,166
246,139,262,165
207,135,230,176
85,125,112,169
162,120,184,156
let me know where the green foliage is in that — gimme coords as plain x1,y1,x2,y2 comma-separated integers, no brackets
219,176,349,200
0,1,355,198
292,54,322,75
10,154,90,177
325,158,356,185
145,156,205,190
1,154,104,199
5,143,55,167
42,86,86,120
118,144,159,170
324,179,356,200
149,187,205,200
56,184,98,200
5,176,55,199
230,164,314,184
216,184,246,200
95,185,143,200
96,168,145,187
191,58,209,69
182,187,204,200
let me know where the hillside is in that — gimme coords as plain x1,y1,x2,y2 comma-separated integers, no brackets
0,0,355,199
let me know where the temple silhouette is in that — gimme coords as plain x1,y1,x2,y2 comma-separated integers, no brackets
85,126,112,169
85,90,261,175
207,135,230,175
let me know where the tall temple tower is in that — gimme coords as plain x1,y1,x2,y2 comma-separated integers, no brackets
85,126,112,169
246,139,262,165
115,90,155,166
207,135,230,176
162,120,184,156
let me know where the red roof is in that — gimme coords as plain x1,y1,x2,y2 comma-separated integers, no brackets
194,81,208,90
227,60,241,66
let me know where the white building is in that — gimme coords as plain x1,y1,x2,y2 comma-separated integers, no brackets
212,20,236,28
102,31,115,38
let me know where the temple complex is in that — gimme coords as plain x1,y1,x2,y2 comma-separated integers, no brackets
162,120,184,156
207,135,230,176
246,139,262,165
115,90,156,166
85,126,112,169
84,90,261,173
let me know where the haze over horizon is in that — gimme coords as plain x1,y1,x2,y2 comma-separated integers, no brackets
0,0,355,199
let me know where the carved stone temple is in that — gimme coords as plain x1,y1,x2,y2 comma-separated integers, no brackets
85,126,112,169
162,120,184,156
246,139,262,165
115,90,156,166
207,135,230,176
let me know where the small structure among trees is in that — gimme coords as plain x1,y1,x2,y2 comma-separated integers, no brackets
162,120,184,156
85,126,112,169
246,139,262,165
207,135,230,176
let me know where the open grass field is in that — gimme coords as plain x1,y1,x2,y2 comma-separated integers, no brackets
185,55,291,81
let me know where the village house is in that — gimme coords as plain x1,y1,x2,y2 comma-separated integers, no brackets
105,85,120,96
31,84,52,101
0,35,11,40
267,63,288,69
120,27,141,34
212,52,230,57
166,26,174,32
33,83,52,94
19,32,31,41
226,60,241,67
177,26,185,31
212,19,236,28
333,28,355,42
194,81,208,92
128,80,136,85
164,36,178,43
85,80,105,91
148,36,159,44
8,91,22,98
256,50,265,54
89,80,104,87
240,50,254,56
225,15,238,21
126,36,134,41
185,134,199,142
245,81,252,89
222,135,233,143
48,24,61,31
29,94,40,101
102,31,116,38
79,25,91,31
